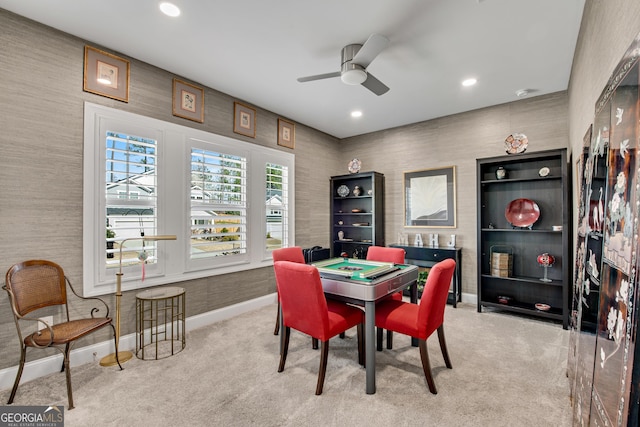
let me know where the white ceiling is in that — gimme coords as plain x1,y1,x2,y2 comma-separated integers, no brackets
0,0,585,139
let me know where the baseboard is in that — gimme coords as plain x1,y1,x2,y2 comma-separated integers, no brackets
0,293,277,391
460,292,477,305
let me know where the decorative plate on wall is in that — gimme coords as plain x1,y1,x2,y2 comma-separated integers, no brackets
504,133,528,154
337,185,350,197
505,198,540,228
348,158,361,173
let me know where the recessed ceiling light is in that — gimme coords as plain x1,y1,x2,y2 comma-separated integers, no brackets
160,2,181,17
351,110,363,118
462,78,477,87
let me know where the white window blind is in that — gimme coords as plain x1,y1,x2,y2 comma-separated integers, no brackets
105,131,159,269
266,162,289,251
190,147,247,259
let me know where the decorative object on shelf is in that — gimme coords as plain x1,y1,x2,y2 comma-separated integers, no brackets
495,166,507,180
233,101,256,138
538,166,550,177
337,220,343,225
490,245,513,277
352,222,369,226
351,208,364,213
277,118,295,149
505,198,540,229
428,233,439,247
337,184,350,197
172,78,204,123
537,253,555,282
447,234,456,248
552,225,563,231
348,158,362,174
367,189,373,195
83,45,130,103
404,166,456,228
498,295,512,305
504,133,528,154
397,232,408,245
353,185,362,196
338,230,345,240
534,303,551,312
414,233,423,247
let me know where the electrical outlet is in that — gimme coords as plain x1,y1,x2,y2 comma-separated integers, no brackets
37,316,53,333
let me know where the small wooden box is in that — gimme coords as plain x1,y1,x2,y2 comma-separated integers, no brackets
490,247,513,277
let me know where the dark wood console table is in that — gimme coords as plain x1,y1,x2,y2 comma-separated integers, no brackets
389,244,462,307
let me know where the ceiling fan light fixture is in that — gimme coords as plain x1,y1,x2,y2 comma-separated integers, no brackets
341,68,367,85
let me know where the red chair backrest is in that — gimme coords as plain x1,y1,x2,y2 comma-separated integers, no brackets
272,246,305,264
417,259,456,339
273,261,330,340
366,246,405,264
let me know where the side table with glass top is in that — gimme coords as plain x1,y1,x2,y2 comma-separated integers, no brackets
136,286,185,360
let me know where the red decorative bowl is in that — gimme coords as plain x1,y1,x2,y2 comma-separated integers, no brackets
505,198,540,228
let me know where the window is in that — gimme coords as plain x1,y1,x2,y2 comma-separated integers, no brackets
83,103,295,296
189,146,247,262
266,162,289,251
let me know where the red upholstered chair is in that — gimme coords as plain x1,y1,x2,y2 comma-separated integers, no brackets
366,246,405,349
273,260,364,395
272,246,306,336
374,258,456,394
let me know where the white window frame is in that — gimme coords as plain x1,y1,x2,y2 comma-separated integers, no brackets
83,103,295,296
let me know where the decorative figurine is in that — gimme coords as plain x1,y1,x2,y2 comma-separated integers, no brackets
537,253,555,282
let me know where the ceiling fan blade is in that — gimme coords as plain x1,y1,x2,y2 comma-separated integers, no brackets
297,71,341,83
351,33,389,68
361,73,390,96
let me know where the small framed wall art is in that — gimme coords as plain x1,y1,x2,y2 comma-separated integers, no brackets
277,118,295,149
172,78,204,123
83,46,130,102
233,101,256,138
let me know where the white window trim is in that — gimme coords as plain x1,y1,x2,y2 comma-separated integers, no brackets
83,102,295,296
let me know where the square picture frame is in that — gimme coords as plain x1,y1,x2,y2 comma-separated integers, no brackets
83,46,130,102
404,166,456,228
172,78,204,123
277,118,295,149
233,101,256,138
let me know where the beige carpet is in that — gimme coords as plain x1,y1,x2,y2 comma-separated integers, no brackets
0,302,572,426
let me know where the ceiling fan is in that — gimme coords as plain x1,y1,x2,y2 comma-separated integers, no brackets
297,33,390,96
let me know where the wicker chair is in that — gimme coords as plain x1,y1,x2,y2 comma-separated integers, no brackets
3,260,122,409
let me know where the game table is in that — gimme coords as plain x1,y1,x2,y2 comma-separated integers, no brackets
312,257,419,394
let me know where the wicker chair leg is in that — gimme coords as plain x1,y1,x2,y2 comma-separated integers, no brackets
316,341,329,395
63,350,74,410
7,346,26,404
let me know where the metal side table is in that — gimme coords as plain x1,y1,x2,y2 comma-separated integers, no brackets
136,286,185,360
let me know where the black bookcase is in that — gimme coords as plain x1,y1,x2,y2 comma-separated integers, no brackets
476,149,570,328
330,171,384,258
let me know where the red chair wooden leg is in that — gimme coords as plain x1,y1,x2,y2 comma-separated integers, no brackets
278,327,291,372
376,327,384,351
386,330,393,349
357,323,365,366
437,325,452,369
316,341,329,395
274,300,280,335
418,338,437,394
312,338,319,349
